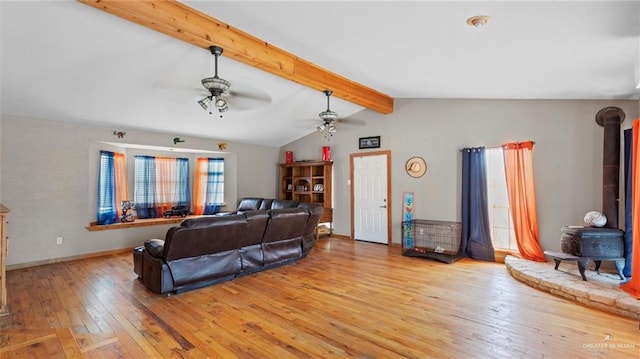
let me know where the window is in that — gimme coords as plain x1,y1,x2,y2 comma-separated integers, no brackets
193,158,224,215
485,147,517,251
97,151,129,224
95,152,225,224
134,156,190,219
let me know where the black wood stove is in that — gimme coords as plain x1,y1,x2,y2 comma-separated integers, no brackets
559,226,625,281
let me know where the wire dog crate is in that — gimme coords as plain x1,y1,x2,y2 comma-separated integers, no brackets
402,219,463,264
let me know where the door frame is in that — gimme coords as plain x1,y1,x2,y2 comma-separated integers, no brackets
350,150,392,244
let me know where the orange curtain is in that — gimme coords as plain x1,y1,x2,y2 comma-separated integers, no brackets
192,158,208,215
155,156,176,215
503,141,546,261
622,120,640,298
113,152,129,218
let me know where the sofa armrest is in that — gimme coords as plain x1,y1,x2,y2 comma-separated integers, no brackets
144,238,165,258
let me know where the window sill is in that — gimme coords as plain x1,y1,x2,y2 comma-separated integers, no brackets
86,216,200,231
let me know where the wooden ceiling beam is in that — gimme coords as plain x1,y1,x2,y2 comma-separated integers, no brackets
77,0,394,114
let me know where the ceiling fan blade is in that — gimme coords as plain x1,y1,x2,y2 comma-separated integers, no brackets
227,89,271,103
338,118,366,126
226,96,270,111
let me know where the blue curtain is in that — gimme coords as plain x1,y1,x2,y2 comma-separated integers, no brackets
624,129,633,278
460,147,495,261
134,156,157,219
176,157,190,209
204,158,224,215
97,151,118,224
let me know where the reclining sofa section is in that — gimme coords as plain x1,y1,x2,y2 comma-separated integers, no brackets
133,198,324,294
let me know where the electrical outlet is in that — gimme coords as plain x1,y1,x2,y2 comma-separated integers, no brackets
56,237,63,245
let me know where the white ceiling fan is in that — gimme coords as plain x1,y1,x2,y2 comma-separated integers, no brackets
197,46,270,117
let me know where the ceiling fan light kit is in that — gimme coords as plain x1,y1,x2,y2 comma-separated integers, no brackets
317,90,339,139
199,46,231,116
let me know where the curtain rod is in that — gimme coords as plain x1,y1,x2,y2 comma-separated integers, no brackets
458,141,535,152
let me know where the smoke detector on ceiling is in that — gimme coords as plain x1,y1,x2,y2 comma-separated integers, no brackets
467,15,490,27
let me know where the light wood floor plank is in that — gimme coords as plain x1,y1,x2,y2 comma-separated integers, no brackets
1,238,638,358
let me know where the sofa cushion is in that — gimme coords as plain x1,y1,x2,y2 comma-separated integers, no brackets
237,198,263,212
271,199,300,209
258,199,274,210
144,238,165,258
263,208,310,243
236,210,270,248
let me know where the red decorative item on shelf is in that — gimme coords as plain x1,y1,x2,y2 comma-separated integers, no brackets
322,146,331,161
285,151,293,164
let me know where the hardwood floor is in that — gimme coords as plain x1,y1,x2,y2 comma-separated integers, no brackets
1,238,638,358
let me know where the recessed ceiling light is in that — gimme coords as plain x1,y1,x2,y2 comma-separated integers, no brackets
467,15,490,27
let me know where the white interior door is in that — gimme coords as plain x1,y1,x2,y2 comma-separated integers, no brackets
353,154,389,244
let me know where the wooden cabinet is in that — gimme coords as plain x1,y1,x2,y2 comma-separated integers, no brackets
0,204,9,315
280,161,333,225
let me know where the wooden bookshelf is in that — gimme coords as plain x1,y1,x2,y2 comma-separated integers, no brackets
280,161,333,226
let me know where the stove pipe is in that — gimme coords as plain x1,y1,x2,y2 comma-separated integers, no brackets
595,107,625,229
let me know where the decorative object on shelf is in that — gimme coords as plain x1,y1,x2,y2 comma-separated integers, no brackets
406,156,427,178
218,142,227,151
163,205,189,218
314,184,324,192
584,211,607,227
285,151,294,164
120,200,135,223
173,137,185,145
113,131,126,138
322,146,331,161
359,136,380,149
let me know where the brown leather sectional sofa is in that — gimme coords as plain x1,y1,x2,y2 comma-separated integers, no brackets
133,198,323,294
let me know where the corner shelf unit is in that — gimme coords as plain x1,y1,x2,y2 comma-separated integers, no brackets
280,161,333,225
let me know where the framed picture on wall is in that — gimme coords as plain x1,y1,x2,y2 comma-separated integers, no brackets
359,136,381,149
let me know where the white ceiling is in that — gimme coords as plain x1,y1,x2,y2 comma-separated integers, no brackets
2,1,639,147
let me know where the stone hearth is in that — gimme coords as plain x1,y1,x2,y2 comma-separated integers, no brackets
505,255,639,320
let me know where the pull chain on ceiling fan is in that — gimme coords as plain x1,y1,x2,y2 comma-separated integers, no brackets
317,90,338,138
198,46,230,116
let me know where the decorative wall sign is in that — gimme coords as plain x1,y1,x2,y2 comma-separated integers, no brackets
359,136,381,149
403,191,414,248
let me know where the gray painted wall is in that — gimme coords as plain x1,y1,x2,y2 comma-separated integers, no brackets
281,99,640,253
2,99,638,266
0,115,280,266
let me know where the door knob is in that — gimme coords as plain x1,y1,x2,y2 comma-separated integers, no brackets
380,205,387,208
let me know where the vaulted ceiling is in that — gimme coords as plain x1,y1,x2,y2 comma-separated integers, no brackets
2,1,639,147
